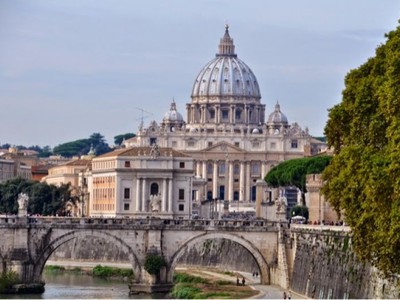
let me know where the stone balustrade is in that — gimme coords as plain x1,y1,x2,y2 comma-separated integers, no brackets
0,216,279,231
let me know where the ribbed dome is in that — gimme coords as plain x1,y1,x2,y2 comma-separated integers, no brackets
191,25,261,99
163,100,183,122
267,102,288,124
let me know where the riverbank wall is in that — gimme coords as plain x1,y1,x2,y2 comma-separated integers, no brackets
50,237,259,273
288,226,399,299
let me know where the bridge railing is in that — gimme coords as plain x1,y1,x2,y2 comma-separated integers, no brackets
0,216,281,230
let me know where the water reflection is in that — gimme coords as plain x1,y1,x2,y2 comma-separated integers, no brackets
0,272,167,299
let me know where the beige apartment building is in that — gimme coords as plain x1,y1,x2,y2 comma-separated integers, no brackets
89,146,201,219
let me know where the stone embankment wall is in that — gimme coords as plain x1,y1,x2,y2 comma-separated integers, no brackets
50,236,131,263
50,237,259,273
288,226,399,299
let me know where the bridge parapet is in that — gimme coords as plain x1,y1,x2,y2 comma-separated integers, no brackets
0,216,280,231
290,224,351,233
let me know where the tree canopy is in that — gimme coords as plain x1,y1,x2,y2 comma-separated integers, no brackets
265,156,332,203
114,133,135,146
53,133,111,157
0,177,78,216
322,23,400,276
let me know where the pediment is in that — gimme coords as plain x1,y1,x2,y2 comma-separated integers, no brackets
202,141,245,154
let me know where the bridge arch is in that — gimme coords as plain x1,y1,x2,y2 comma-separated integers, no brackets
168,232,270,284
32,230,141,282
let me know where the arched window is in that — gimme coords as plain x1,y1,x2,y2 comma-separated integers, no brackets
150,183,159,195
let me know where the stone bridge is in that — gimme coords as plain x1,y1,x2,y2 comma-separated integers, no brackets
0,216,289,294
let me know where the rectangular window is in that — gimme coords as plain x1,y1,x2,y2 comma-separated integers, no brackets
291,140,298,148
179,162,185,168
150,138,157,145
124,203,130,211
125,161,130,168
179,189,185,200
178,204,184,211
124,188,130,199
252,142,260,149
234,142,240,148
172,141,177,147
222,110,229,120
187,141,195,147
270,142,276,150
208,142,213,147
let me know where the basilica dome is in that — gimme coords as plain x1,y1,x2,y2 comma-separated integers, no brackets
267,102,288,125
191,25,261,99
163,100,183,122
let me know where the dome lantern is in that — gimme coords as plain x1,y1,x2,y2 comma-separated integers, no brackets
217,24,236,57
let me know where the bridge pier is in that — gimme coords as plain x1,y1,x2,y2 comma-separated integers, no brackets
129,266,173,295
2,259,45,294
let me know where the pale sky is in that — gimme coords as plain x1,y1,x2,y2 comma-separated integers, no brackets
1,0,399,148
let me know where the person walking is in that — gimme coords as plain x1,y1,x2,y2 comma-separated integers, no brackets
288,291,292,299
236,277,239,286
283,291,287,299
242,277,246,286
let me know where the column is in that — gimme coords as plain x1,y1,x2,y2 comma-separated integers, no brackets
245,162,251,202
232,105,236,124
186,104,191,124
244,106,248,124
162,179,167,212
213,161,218,198
202,161,207,179
196,161,202,177
168,179,173,213
201,105,206,123
216,105,220,124
239,162,245,201
142,178,147,212
261,162,267,178
135,178,141,212
228,160,234,201
202,161,208,200
256,106,260,124
191,105,195,123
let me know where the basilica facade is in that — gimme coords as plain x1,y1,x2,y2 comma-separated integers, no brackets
124,25,325,205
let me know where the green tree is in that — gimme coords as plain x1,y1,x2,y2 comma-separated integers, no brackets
53,133,111,157
89,133,111,155
0,178,78,216
0,177,33,214
265,156,331,204
114,133,136,146
144,254,166,277
289,205,309,220
322,22,400,276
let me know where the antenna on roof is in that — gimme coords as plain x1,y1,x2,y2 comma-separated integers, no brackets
135,107,153,130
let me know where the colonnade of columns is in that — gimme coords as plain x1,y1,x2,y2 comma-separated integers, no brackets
186,103,265,125
193,160,268,202
134,178,173,213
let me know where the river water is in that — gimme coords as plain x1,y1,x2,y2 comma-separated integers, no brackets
0,272,167,299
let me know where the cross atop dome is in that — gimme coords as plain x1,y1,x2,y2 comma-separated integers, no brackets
217,24,236,57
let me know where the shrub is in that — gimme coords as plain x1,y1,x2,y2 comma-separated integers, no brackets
144,254,166,275
170,284,201,299
0,271,20,293
92,265,133,278
174,273,209,284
